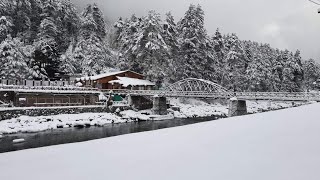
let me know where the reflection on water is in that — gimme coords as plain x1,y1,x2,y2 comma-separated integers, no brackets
0,117,218,153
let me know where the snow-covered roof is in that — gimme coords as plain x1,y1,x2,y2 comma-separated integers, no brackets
78,70,144,81
109,76,155,87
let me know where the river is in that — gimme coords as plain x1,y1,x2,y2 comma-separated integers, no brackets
0,117,219,153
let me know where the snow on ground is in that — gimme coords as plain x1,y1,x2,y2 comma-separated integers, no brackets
0,103,320,180
120,109,174,121
0,113,127,135
169,98,308,118
246,100,307,114
170,98,228,118
0,98,309,135
120,110,152,121
0,105,106,112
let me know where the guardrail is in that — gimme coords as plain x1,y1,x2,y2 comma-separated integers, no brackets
234,92,320,101
1,86,319,101
102,89,232,97
0,79,71,87
0,85,100,93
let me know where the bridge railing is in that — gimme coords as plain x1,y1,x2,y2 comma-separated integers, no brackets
101,89,320,101
235,92,320,101
101,89,234,98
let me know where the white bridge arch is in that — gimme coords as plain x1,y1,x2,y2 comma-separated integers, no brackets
165,78,230,93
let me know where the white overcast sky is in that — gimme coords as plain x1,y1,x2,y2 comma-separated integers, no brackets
72,0,320,61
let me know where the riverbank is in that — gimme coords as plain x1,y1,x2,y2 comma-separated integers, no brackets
169,98,309,118
0,117,216,153
0,99,311,135
1,103,319,180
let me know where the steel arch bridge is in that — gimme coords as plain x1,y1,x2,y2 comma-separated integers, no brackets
102,78,234,99
164,78,230,93
1,78,320,101
101,78,320,101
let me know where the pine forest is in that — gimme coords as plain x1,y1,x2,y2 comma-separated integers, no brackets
1,0,319,92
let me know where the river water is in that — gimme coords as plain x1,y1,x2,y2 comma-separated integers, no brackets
0,117,219,153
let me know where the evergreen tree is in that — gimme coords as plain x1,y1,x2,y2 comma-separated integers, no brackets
292,50,304,91
0,16,12,42
112,17,126,48
59,44,77,75
223,33,247,91
246,43,273,91
0,1,314,92
163,12,179,56
128,11,169,81
33,3,60,79
56,0,80,52
161,12,180,83
0,36,37,80
212,28,225,84
177,4,208,79
279,50,296,92
73,4,112,76
117,15,143,71
304,59,320,91
91,3,106,39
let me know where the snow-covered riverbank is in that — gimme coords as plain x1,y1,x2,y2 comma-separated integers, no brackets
170,98,308,118
0,99,309,135
0,113,127,134
0,103,319,180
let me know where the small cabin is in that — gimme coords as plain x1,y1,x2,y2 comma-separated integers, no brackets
77,70,155,90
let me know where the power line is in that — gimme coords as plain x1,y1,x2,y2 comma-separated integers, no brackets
309,0,320,6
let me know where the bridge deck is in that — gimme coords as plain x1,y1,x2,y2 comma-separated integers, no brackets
1,85,319,102
102,89,320,102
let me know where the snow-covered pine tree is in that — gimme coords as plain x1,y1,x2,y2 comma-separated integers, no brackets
161,12,180,83
91,3,106,39
162,12,179,57
279,50,297,92
56,0,80,53
303,59,320,91
245,41,261,91
0,36,37,80
0,16,12,42
292,50,304,91
0,0,11,16
59,44,77,75
7,0,32,41
116,15,143,71
260,44,279,92
202,35,219,82
177,4,208,80
212,28,226,84
73,4,112,76
245,43,274,92
222,33,247,91
272,49,285,91
112,17,126,48
127,10,169,83
33,10,60,79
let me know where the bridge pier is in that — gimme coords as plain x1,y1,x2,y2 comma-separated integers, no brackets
127,95,153,110
228,98,247,117
152,96,168,115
